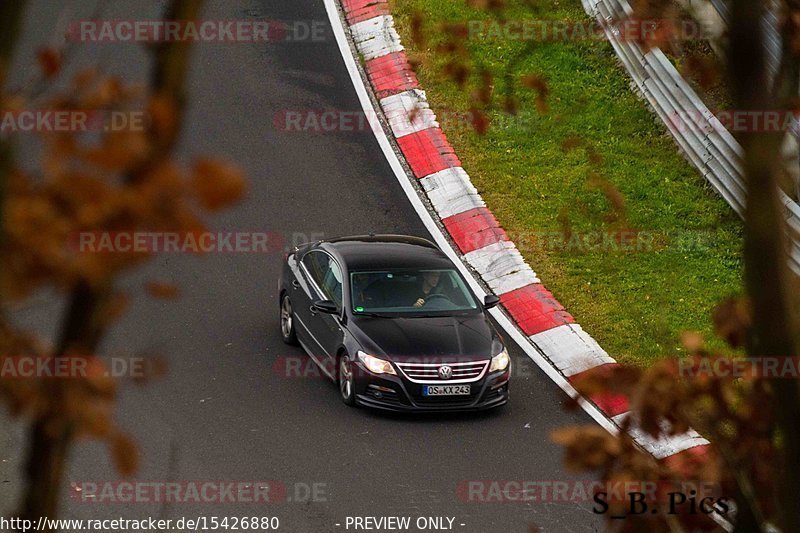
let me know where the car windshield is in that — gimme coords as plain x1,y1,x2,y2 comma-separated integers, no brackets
350,269,479,316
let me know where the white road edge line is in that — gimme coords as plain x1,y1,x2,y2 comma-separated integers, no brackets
322,0,618,436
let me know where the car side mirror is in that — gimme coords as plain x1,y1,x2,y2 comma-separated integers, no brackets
312,299,339,314
484,295,500,309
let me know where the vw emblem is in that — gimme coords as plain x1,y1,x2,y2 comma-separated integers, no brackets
438,365,453,380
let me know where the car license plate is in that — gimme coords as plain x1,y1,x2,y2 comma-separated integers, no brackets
423,385,471,396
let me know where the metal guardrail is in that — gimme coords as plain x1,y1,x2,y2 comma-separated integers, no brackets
581,0,800,274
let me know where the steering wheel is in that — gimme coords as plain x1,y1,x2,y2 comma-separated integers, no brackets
422,293,453,308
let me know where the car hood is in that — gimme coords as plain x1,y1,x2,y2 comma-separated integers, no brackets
349,313,500,362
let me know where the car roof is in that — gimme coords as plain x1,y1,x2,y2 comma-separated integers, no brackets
319,235,454,271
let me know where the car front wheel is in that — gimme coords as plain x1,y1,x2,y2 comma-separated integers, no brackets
280,293,298,345
338,354,357,406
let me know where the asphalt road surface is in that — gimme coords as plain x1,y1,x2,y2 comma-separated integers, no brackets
1,1,603,531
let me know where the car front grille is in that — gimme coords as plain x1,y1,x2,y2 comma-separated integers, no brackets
395,360,489,383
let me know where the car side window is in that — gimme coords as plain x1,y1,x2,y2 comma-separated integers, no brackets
302,251,330,290
322,261,343,307
302,251,342,306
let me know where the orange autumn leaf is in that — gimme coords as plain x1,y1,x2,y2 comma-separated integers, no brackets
145,281,180,299
83,131,151,171
147,93,179,145
469,107,490,135
410,11,426,46
521,73,549,113
72,67,99,91
467,0,506,10
713,297,752,349
551,426,622,471
680,331,706,353
443,61,470,87
63,384,114,439
503,95,519,115
190,158,247,211
37,47,62,78
110,432,140,476
80,356,116,399
99,292,130,328
81,77,124,108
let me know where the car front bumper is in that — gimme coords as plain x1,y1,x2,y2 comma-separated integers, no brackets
352,363,510,412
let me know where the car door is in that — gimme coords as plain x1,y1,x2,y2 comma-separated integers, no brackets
299,250,345,368
313,257,346,367
285,250,316,352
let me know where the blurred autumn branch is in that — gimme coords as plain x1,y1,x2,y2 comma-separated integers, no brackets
561,0,800,528
0,0,248,528
0,0,28,254
728,0,800,529
409,0,800,530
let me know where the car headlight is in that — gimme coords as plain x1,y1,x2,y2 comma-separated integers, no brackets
357,351,396,375
489,347,510,373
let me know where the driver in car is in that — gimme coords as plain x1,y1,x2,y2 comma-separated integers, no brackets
412,270,442,307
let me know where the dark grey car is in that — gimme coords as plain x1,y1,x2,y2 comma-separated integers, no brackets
278,235,511,411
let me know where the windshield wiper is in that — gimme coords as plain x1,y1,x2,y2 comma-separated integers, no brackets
405,310,475,318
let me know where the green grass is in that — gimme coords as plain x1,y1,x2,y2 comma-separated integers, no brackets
391,0,743,365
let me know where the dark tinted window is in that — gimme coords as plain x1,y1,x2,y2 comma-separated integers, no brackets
322,261,343,306
350,269,478,315
302,251,329,288
302,251,343,306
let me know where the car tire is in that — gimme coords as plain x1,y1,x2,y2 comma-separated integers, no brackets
280,293,298,345
338,354,357,407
